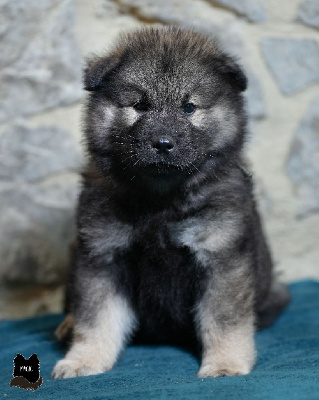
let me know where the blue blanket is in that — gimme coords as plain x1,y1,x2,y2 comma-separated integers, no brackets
1,280,318,399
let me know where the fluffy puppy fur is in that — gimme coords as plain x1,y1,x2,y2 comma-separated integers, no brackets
52,27,290,379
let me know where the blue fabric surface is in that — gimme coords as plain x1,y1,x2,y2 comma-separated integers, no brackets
1,280,318,399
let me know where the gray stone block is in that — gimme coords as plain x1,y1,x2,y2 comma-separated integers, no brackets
0,123,82,183
261,38,319,95
0,183,78,285
0,0,82,122
0,122,82,285
114,0,196,24
210,0,266,22
286,94,319,216
298,0,319,29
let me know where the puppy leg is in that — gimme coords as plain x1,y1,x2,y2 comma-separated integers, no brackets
197,315,255,378
196,265,256,378
52,290,136,379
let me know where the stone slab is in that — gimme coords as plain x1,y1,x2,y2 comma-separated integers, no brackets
262,38,319,95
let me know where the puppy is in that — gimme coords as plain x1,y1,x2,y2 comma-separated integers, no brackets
52,27,290,379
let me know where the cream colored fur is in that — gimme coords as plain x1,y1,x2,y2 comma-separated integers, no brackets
52,293,136,379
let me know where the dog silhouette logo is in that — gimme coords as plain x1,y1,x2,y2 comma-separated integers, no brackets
10,354,43,390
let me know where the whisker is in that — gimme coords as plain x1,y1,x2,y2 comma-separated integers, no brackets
190,162,200,173
120,154,135,163
123,162,134,171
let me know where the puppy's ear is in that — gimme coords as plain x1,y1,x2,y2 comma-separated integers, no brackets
83,52,122,91
220,59,247,92
208,55,247,92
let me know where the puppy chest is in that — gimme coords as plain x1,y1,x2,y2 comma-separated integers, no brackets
129,235,203,325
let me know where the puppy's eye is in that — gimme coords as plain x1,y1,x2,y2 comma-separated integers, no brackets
183,103,196,114
133,101,149,112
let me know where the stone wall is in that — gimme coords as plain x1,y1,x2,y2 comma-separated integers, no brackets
0,0,318,319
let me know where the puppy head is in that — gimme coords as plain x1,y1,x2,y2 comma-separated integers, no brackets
83,27,247,191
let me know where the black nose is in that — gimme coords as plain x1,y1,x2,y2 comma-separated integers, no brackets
152,138,175,154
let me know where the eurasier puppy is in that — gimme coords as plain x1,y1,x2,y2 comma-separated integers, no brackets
52,27,290,379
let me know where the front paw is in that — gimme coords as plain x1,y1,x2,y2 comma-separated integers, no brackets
197,359,253,378
51,359,104,379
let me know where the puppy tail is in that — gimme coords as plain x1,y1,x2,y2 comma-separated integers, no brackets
256,280,291,330
55,313,74,342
